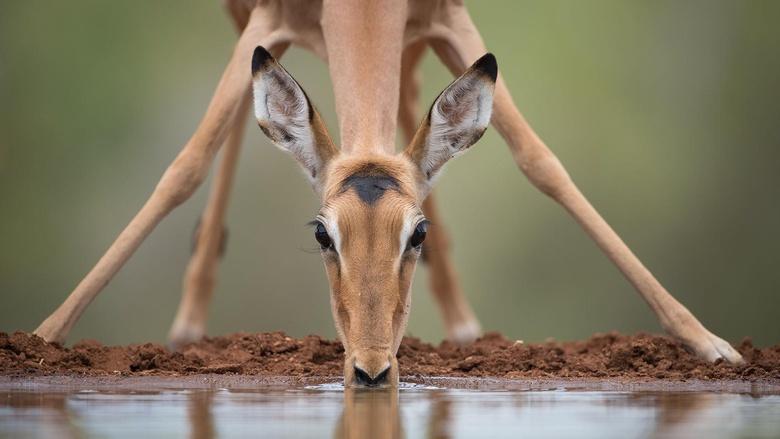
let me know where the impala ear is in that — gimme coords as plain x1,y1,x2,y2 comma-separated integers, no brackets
404,53,497,184
251,46,337,185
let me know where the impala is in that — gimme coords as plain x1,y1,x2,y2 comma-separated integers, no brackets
34,0,743,387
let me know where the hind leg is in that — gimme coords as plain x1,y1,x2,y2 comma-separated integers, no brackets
167,91,249,347
168,38,289,347
398,40,481,343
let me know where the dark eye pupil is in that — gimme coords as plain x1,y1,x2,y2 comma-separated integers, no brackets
315,223,333,250
410,222,427,248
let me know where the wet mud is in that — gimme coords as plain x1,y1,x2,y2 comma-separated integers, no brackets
1,331,778,384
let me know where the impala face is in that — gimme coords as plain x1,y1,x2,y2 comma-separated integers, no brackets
251,46,497,386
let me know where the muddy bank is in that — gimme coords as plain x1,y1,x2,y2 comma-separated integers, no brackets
1,331,778,383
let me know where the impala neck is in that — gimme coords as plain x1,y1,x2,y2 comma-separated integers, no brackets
322,0,408,156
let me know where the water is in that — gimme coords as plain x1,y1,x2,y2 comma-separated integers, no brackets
2,382,780,438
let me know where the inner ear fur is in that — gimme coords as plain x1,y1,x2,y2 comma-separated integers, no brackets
251,46,337,183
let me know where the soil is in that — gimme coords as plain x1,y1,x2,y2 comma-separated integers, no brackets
1,331,779,384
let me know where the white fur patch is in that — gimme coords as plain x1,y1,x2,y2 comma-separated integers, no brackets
395,214,422,271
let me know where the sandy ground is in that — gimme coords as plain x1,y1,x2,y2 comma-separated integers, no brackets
1,331,778,388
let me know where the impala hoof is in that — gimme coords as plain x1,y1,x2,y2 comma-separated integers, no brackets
680,330,744,365
167,324,205,350
699,332,744,365
448,319,481,345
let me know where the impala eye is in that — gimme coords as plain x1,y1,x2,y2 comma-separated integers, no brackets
315,222,333,250
409,221,428,249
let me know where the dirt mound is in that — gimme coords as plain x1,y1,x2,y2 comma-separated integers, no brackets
1,331,778,382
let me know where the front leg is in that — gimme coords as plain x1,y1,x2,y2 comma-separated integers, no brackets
34,7,287,344
428,3,742,363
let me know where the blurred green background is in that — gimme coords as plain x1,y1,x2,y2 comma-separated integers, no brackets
1,1,778,347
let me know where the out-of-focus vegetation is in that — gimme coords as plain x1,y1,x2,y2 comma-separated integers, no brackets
1,1,778,346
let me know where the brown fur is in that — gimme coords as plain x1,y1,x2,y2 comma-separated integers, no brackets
321,155,423,384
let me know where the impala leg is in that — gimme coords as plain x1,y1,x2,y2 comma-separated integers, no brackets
167,92,250,347
34,8,284,344
429,5,742,363
398,40,481,343
168,42,289,347
420,196,482,343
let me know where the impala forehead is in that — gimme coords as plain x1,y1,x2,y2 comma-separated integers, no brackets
322,156,420,201
341,173,400,205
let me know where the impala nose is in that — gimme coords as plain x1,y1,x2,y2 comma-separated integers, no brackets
353,364,391,387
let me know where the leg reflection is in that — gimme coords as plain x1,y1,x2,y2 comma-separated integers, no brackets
0,392,82,439
335,388,403,439
425,392,452,439
187,390,216,439
651,392,716,438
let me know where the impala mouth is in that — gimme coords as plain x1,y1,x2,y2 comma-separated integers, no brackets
353,364,391,387
346,352,396,388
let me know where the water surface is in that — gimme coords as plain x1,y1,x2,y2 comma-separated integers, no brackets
2,382,779,438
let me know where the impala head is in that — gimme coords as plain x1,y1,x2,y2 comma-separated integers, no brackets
251,47,497,387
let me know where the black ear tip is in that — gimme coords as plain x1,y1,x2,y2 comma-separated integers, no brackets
473,53,498,81
251,46,273,74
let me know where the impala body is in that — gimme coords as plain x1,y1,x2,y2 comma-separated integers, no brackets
34,0,742,387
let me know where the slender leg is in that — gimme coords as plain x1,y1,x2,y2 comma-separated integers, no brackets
34,7,285,344
420,196,482,343
398,40,481,343
167,91,250,347
168,40,289,347
428,5,742,363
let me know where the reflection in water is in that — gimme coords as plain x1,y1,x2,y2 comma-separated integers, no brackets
335,388,403,439
1,387,779,438
187,390,215,439
0,391,82,439
425,392,452,439
649,393,717,438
